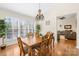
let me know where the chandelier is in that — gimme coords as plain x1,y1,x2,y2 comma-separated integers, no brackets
35,4,44,20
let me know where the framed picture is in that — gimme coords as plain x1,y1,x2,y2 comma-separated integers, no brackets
64,25,72,29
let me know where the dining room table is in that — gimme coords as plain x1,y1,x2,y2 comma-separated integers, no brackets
21,36,43,56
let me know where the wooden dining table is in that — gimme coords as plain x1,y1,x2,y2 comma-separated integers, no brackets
22,36,42,56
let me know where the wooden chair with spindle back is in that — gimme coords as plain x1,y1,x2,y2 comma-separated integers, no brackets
40,39,48,56
28,32,33,38
44,32,54,55
49,32,53,48
50,32,54,48
17,37,28,56
35,32,40,38
45,32,52,55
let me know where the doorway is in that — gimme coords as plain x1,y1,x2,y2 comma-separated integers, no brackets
56,13,77,47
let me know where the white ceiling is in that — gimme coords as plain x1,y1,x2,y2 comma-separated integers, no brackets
0,3,54,17
58,13,77,20
0,3,79,18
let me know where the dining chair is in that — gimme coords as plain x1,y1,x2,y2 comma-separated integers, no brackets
31,33,41,56
35,32,40,38
44,32,54,55
27,32,33,38
40,38,49,56
31,43,41,56
32,32,53,56
17,37,28,56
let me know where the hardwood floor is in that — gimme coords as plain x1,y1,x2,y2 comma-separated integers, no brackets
0,44,20,56
53,40,78,56
0,39,79,56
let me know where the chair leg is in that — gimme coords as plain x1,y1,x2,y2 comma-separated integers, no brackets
49,44,52,56
46,46,49,56
20,50,22,56
20,50,25,56
32,49,35,56
20,52,21,56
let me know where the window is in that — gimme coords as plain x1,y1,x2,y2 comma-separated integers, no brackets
5,17,34,44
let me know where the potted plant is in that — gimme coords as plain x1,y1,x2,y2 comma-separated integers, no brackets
35,24,43,36
36,24,41,33
0,20,7,49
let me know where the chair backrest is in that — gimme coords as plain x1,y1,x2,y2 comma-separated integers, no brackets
29,32,33,36
35,32,40,38
45,32,54,46
49,32,54,44
17,37,25,55
41,32,54,56
27,32,33,38
40,39,48,55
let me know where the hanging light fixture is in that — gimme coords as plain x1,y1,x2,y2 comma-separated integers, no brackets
35,3,44,20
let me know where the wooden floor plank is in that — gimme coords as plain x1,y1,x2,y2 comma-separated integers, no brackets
0,40,79,56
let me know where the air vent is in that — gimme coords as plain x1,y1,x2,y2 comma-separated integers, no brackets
59,17,66,20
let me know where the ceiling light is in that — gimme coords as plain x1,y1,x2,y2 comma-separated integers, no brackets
35,3,44,20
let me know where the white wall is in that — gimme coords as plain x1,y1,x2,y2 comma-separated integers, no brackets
39,4,79,48
57,15,77,32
